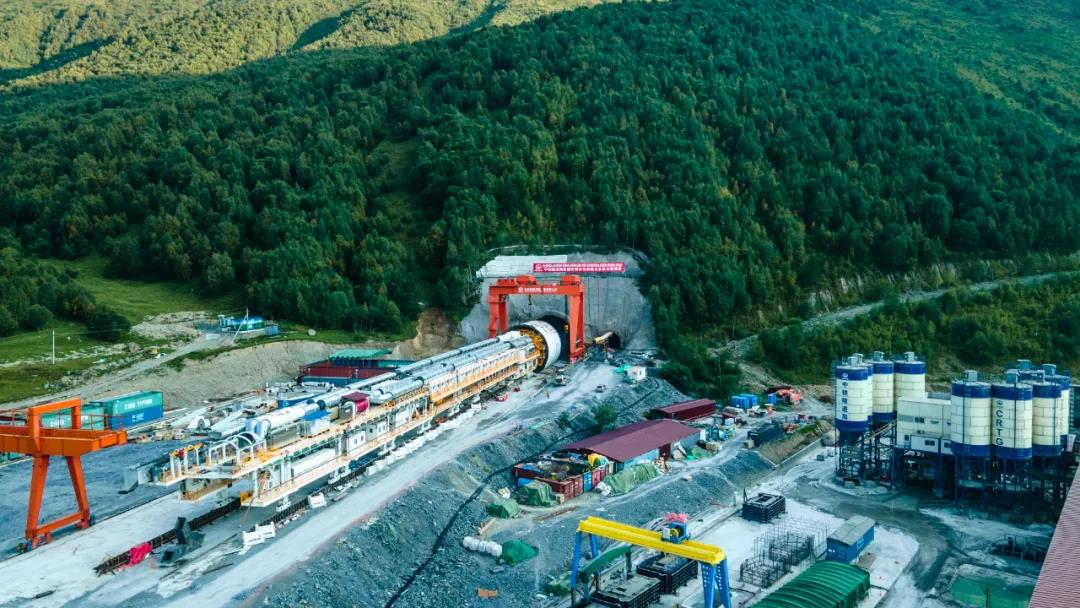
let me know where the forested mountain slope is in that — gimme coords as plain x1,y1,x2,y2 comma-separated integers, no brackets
0,0,1078,391
869,0,1080,136
0,0,627,87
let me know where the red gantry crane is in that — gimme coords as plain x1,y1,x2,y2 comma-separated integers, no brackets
487,274,586,363
0,397,127,551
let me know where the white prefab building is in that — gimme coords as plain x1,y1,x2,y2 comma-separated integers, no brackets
896,396,953,455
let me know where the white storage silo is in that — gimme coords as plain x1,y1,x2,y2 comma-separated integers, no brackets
1031,378,1063,457
834,355,873,438
871,352,895,424
894,352,926,405
991,374,1032,460
950,371,992,458
1043,365,1071,445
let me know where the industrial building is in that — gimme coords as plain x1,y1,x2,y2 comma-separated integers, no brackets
1031,468,1080,607
298,349,411,385
834,352,1077,513
648,398,716,422
560,419,700,470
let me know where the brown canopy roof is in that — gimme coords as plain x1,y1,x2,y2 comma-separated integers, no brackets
562,420,698,462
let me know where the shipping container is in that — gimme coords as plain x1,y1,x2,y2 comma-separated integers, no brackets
91,391,163,416
827,516,876,563
41,406,106,430
107,404,164,430
265,324,280,337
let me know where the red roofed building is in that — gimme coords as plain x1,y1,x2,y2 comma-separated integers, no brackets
1031,470,1080,608
561,420,699,469
650,398,716,422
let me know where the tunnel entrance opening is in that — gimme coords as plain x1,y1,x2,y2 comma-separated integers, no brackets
539,314,570,362
594,331,622,350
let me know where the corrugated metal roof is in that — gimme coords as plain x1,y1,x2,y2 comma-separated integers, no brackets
561,420,697,462
1031,470,1080,608
653,399,716,421
330,348,391,359
755,561,870,608
828,515,876,547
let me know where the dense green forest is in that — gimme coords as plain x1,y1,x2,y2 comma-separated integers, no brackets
0,0,1078,385
0,233,129,340
758,276,1080,381
0,0,623,87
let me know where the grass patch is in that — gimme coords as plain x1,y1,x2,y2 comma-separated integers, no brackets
0,320,113,364
44,255,244,322
0,355,112,402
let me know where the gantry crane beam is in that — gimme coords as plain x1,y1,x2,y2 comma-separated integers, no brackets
571,516,731,608
487,274,586,362
576,516,726,564
0,398,127,550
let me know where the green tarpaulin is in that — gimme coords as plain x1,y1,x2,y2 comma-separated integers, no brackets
500,539,538,565
580,546,631,579
486,499,521,518
755,561,870,608
604,462,661,495
516,480,558,506
545,572,572,596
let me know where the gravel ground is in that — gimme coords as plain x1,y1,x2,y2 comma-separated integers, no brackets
257,379,776,608
0,440,186,553
131,312,209,341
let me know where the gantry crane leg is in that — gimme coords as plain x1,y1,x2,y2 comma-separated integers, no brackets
0,398,126,551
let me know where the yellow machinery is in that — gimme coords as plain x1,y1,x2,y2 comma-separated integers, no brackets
571,516,730,607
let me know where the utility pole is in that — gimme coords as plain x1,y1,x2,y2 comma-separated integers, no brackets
51,330,55,365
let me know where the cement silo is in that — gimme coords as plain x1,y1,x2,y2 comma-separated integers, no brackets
870,352,895,425
834,355,873,440
894,352,926,404
991,373,1033,460
950,371,992,458
1031,376,1063,457
1042,364,1071,445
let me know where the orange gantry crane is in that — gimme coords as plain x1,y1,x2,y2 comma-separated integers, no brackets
0,398,127,551
487,274,586,363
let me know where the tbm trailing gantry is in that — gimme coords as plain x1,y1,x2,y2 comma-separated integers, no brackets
144,321,567,508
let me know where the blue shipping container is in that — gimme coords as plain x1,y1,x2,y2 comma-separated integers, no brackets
92,390,163,416
107,404,164,430
826,517,875,563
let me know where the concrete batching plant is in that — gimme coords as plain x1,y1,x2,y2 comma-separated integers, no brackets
882,358,1076,512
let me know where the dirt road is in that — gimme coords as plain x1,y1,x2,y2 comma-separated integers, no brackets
716,271,1073,359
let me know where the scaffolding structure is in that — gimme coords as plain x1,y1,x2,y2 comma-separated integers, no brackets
836,422,895,484
892,450,1076,515
738,519,827,588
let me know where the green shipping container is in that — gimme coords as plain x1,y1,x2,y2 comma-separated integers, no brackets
91,390,163,416
40,406,106,430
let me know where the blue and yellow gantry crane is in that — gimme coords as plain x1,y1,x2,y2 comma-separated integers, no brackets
570,515,731,607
